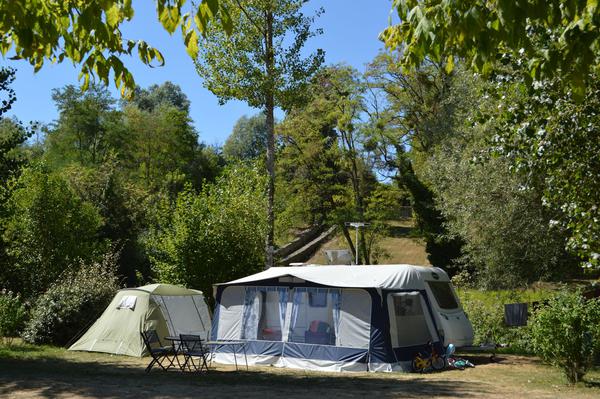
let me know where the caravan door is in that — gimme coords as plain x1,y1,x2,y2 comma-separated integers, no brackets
387,292,439,348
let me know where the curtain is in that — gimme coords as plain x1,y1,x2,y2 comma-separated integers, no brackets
277,287,288,340
331,289,341,345
288,289,304,341
241,287,260,340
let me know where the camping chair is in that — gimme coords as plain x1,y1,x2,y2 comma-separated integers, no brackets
179,334,210,372
140,330,176,373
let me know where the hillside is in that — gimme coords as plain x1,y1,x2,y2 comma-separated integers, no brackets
306,220,432,266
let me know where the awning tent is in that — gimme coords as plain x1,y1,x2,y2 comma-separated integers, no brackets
69,283,211,357
211,265,474,372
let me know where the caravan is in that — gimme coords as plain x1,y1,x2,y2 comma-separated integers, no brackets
211,265,474,372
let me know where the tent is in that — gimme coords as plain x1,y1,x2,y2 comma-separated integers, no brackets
69,283,211,357
211,265,474,372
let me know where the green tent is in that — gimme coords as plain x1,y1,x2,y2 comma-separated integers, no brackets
69,283,211,357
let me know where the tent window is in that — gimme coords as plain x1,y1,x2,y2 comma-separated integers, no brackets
308,292,327,307
288,288,340,346
427,281,458,309
117,296,137,310
241,287,288,341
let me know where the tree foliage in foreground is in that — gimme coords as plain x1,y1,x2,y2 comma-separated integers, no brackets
146,164,267,305
0,0,231,96
382,0,600,97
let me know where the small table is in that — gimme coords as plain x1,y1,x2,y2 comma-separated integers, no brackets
205,341,248,371
165,335,207,371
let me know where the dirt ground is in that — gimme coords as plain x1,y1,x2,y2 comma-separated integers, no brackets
1,348,599,399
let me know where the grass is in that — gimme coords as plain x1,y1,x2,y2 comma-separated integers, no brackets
1,340,599,398
307,219,431,265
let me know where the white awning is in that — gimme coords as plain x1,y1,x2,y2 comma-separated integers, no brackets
219,264,449,290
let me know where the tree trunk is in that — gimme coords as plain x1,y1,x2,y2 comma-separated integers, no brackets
264,9,275,269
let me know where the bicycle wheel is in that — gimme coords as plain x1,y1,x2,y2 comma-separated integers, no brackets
412,358,424,372
431,356,445,370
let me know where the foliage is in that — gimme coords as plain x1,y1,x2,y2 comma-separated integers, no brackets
427,122,575,288
45,85,127,167
62,161,150,285
1,165,105,297
195,0,324,267
22,252,120,346
0,67,16,116
195,0,324,110
223,114,268,161
0,118,31,185
0,0,231,97
123,103,199,192
382,0,600,97
490,70,600,270
530,290,600,384
131,81,191,113
146,163,267,306
0,289,27,344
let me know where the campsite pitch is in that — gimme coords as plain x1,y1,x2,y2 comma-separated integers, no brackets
1,343,599,399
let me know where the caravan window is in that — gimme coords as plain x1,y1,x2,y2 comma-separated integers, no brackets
427,281,458,309
388,292,435,348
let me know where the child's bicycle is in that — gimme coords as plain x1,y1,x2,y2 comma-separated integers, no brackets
411,341,446,373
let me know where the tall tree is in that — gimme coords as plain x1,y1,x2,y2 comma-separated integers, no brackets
45,85,127,168
223,114,268,161
195,0,324,268
131,81,191,113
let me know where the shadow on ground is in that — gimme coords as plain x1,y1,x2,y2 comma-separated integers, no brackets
0,356,497,399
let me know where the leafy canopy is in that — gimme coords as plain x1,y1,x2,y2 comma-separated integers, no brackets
0,0,231,97
194,0,324,110
382,0,600,97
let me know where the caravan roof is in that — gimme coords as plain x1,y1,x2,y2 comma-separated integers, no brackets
221,264,449,290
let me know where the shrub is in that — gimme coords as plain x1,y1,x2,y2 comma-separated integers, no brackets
0,289,27,344
530,290,600,384
22,252,120,346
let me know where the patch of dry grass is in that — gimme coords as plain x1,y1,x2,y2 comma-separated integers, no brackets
1,342,599,398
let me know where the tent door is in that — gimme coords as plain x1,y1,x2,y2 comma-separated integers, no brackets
387,292,438,348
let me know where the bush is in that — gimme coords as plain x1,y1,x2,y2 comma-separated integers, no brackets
22,253,120,346
0,289,27,344
530,290,600,384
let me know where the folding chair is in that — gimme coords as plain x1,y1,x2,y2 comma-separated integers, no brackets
179,334,210,372
140,330,176,373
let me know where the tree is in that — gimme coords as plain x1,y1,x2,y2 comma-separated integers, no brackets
130,81,191,113
123,103,199,192
195,0,324,268
0,67,16,116
1,165,105,297
381,0,600,97
0,0,231,96
146,164,267,306
223,114,268,161
363,53,469,272
45,85,127,168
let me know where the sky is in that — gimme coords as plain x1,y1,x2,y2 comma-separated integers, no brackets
5,0,396,146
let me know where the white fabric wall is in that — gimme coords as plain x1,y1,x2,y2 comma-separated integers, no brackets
337,289,371,349
152,294,212,339
217,286,245,340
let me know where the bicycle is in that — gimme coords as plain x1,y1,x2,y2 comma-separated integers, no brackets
411,341,446,372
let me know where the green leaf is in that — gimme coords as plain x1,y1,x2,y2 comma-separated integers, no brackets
185,30,199,59
106,4,120,28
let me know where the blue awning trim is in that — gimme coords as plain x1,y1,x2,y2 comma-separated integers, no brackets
212,340,284,357
282,342,368,363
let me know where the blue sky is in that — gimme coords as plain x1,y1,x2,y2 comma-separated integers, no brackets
5,0,396,146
